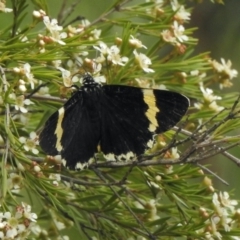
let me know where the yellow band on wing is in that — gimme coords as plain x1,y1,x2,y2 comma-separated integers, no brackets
143,90,159,132
54,107,64,151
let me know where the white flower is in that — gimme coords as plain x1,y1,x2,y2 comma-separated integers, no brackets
67,25,84,36
94,43,128,66
52,60,62,68
57,67,72,87
190,70,206,80
7,173,22,194
23,63,36,89
93,42,109,56
49,173,61,186
19,132,39,154
210,58,238,89
133,50,154,73
94,75,106,84
204,216,223,240
91,61,102,73
54,219,66,230
210,58,238,79
194,83,224,112
6,228,18,238
220,58,238,79
208,101,224,112
161,29,176,43
129,35,147,49
13,63,37,89
219,192,238,213
37,85,50,96
9,93,34,113
43,16,66,45
20,202,38,222
0,211,26,239
0,2,13,12
44,16,62,32
31,224,42,236
213,192,223,216
33,9,46,18
172,21,189,42
171,0,191,22
199,84,221,102
90,29,101,40
209,216,222,239
171,147,179,159
212,192,236,232
107,45,128,66
81,19,91,27
147,199,159,221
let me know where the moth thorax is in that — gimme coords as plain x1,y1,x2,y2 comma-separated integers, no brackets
83,75,96,85
83,85,101,92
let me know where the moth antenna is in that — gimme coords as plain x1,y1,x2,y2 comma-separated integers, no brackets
25,83,49,99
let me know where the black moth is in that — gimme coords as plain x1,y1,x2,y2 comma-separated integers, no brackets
39,74,189,169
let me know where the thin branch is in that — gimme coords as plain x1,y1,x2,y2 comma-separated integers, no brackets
25,94,66,103
88,0,133,27
195,163,229,185
60,174,123,186
25,83,49,99
94,212,155,239
58,0,82,26
92,167,156,240
189,142,240,163
221,150,240,166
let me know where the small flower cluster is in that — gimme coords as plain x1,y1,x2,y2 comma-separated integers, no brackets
171,0,191,23
13,63,37,91
94,42,129,66
9,94,34,113
6,173,23,194
210,58,238,89
43,16,67,45
33,10,101,53
57,35,154,87
19,132,39,155
93,37,153,73
161,20,189,52
0,203,37,239
198,191,240,239
31,10,155,89
160,0,190,51
7,63,36,124
33,10,67,50
146,0,190,22
191,58,237,112
194,82,224,112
